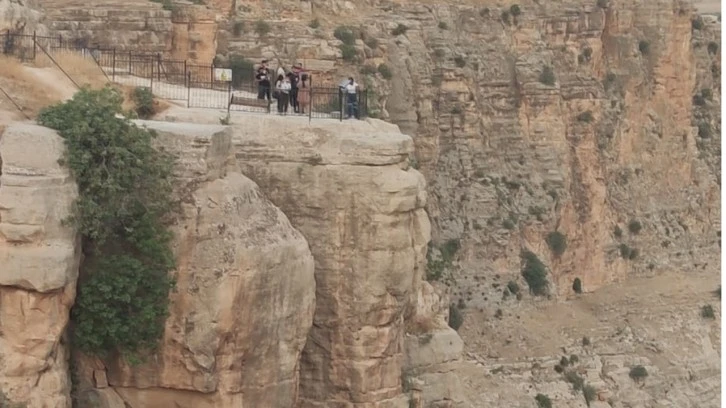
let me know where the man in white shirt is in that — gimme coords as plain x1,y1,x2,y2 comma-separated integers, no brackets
343,77,359,119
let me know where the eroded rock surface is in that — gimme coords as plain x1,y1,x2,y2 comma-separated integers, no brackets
76,121,316,408
230,116,438,407
0,124,80,408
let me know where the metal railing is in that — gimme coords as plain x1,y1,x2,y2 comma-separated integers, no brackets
2,30,369,121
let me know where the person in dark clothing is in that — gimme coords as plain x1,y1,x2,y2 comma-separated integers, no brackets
256,60,271,100
287,71,300,113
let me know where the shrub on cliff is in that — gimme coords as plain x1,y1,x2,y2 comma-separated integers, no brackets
391,24,408,36
377,63,393,79
521,250,549,296
448,303,464,331
573,277,583,294
132,87,155,119
539,65,556,86
535,394,552,408
37,87,175,360
545,231,567,257
334,26,357,45
629,365,648,382
254,20,271,36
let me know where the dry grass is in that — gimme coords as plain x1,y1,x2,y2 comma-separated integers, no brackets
33,50,109,89
0,56,64,118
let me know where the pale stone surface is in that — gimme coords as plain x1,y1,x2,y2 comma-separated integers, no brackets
229,115,432,407
0,124,79,408
78,121,316,408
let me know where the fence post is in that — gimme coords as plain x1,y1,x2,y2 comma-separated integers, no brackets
339,88,343,122
32,31,36,61
183,59,187,79
128,50,131,75
58,34,62,52
308,87,312,123
187,71,191,108
112,48,116,81
150,59,154,91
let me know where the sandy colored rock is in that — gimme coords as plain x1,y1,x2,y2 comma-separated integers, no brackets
0,124,80,408
230,115,430,407
81,121,316,408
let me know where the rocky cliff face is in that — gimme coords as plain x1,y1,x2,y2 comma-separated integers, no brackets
72,121,317,408
0,124,80,408
231,117,432,406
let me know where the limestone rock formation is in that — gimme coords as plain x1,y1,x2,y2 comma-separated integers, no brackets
0,0,47,35
75,121,317,408
0,124,80,408
230,116,437,407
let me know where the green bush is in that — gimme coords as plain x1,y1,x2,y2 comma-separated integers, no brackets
701,88,713,100
132,87,155,119
698,122,713,138
448,303,464,330
438,21,449,30
334,26,356,45
554,364,564,373
454,56,466,68
339,44,357,61
560,356,570,367
546,231,567,257
573,277,583,294
539,66,556,86
577,111,594,123
564,370,585,391
392,24,409,36
614,225,623,238
501,11,511,25
232,21,245,37
521,250,549,296
638,40,650,55
570,354,579,365
692,17,704,30
309,18,320,29
629,365,648,382
628,220,642,234
479,7,490,17
365,37,379,49
229,55,255,88
708,41,719,55
603,72,617,91
38,87,175,358
619,243,632,259
254,20,271,36
701,304,716,319
693,93,706,106
582,336,591,346
502,218,515,230
378,63,393,79
507,280,520,295
510,4,522,16
535,394,552,408
583,384,597,405
441,239,460,262
434,48,446,59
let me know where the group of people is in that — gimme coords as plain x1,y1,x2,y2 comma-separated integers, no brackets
255,60,310,115
255,59,361,119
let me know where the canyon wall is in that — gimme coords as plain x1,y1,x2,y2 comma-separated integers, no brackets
0,124,80,408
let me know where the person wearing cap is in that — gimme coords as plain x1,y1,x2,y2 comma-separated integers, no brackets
256,60,271,100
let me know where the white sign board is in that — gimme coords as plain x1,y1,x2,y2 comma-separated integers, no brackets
214,68,232,82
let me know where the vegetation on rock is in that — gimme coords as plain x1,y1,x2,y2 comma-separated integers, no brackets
546,231,567,257
254,20,271,36
701,304,715,319
629,365,649,382
132,86,155,119
38,87,176,359
392,23,408,36
573,277,583,294
448,303,464,331
539,65,556,86
521,250,549,296
534,394,552,408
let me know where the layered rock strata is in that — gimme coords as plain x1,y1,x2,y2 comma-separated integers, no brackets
0,124,80,408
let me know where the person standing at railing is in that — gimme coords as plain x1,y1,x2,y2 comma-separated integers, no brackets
256,59,271,101
343,77,360,119
297,73,310,115
275,74,291,115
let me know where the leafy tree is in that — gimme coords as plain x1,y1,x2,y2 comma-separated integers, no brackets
448,303,464,330
573,277,583,294
546,231,567,257
38,87,176,359
132,87,155,119
521,250,549,295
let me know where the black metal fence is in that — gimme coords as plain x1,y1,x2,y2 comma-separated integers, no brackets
2,31,369,121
